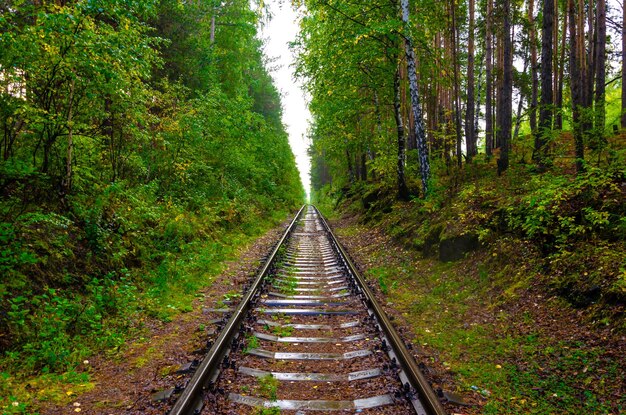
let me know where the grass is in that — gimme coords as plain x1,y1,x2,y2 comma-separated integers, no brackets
370,254,624,413
256,407,281,415
274,266,298,295
244,334,260,353
0,370,94,415
257,374,279,400
270,325,294,337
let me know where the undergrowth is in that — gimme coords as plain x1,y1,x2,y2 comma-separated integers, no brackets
0,184,296,413
324,148,625,414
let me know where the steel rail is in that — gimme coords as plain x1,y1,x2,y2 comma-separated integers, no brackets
316,206,447,415
168,205,306,415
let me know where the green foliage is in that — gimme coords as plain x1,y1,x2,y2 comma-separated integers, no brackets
0,2,303,410
368,266,397,295
257,374,279,401
274,266,298,295
244,334,260,353
503,167,625,248
270,325,294,338
336,152,625,323
5,274,137,373
256,407,281,415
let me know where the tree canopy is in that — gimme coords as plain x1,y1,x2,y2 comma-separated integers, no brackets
0,0,303,379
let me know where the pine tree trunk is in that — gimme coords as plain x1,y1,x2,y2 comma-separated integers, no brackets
622,0,626,129
465,0,476,161
528,0,538,136
536,0,554,167
556,8,567,130
496,26,504,150
586,0,595,111
475,58,483,144
401,0,430,195
497,0,512,175
593,0,606,146
485,0,494,157
451,0,463,168
569,0,585,173
552,0,559,124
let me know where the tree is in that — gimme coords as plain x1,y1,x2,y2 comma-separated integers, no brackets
485,0,494,158
465,0,477,162
569,0,585,173
401,0,430,195
593,0,606,146
535,0,554,168
394,63,410,200
528,0,539,136
497,0,513,175
450,0,463,168
555,3,567,130
622,0,626,129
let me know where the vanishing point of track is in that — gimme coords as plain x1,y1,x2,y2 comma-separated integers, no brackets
166,205,446,415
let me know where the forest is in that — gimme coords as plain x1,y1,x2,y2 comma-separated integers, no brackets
1,0,625,414
297,0,625,413
0,0,303,411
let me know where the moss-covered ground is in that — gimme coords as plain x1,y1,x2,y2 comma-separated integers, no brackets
326,152,625,414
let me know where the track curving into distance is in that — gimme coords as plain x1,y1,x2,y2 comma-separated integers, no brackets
168,205,446,415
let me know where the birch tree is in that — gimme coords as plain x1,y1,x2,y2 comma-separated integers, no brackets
401,0,430,194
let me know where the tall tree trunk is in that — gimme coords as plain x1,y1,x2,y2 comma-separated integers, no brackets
394,65,410,200
578,0,591,138
401,0,430,195
622,0,626,129
497,0,513,174
552,0,559,123
528,0,539,136
569,0,585,173
475,56,483,145
404,61,417,151
593,0,606,146
427,36,439,149
582,0,594,138
586,0,595,111
496,25,504,150
451,0,463,168
485,0,494,157
556,8,567,130
536,0,554,167
465,0,476,162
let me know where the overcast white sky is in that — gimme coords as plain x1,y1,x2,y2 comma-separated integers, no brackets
259,0,312,199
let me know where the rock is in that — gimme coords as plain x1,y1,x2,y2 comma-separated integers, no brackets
439,233,479,262
423,224,444,257
443,391,471,406
362,190,379,210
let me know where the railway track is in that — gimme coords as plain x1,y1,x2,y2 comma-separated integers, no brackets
166,205,446,415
